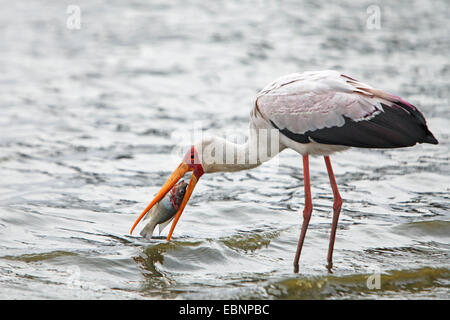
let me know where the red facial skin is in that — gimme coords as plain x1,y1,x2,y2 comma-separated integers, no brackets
182,146,204,179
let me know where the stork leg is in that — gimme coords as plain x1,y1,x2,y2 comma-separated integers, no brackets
324,156,342,272
293,154,313,273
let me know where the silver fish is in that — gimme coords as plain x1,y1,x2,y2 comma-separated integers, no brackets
139,180,188,239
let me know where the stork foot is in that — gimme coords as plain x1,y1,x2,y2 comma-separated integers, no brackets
326,262,333,273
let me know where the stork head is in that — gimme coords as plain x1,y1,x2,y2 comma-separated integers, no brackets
129,145,205,240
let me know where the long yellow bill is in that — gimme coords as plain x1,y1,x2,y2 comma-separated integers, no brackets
129,162,199,240
166,174,198,241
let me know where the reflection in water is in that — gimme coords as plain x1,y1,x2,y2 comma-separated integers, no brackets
220,229,281,252
268,267,449,299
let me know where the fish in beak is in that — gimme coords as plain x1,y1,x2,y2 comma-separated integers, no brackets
130,146,204,240
139,180,188,239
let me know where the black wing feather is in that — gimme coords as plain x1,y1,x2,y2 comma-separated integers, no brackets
272,103,438,149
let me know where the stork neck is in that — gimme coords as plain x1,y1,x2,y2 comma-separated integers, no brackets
199,131,282,173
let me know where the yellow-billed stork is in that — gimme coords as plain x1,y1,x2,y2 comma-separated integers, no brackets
130,70,438,273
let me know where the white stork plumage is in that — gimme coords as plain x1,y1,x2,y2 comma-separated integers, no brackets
130,70,438,273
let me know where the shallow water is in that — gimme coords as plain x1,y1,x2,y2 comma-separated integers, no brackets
0,0,449,299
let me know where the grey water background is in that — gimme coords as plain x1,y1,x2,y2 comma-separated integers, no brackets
0,0,449,299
